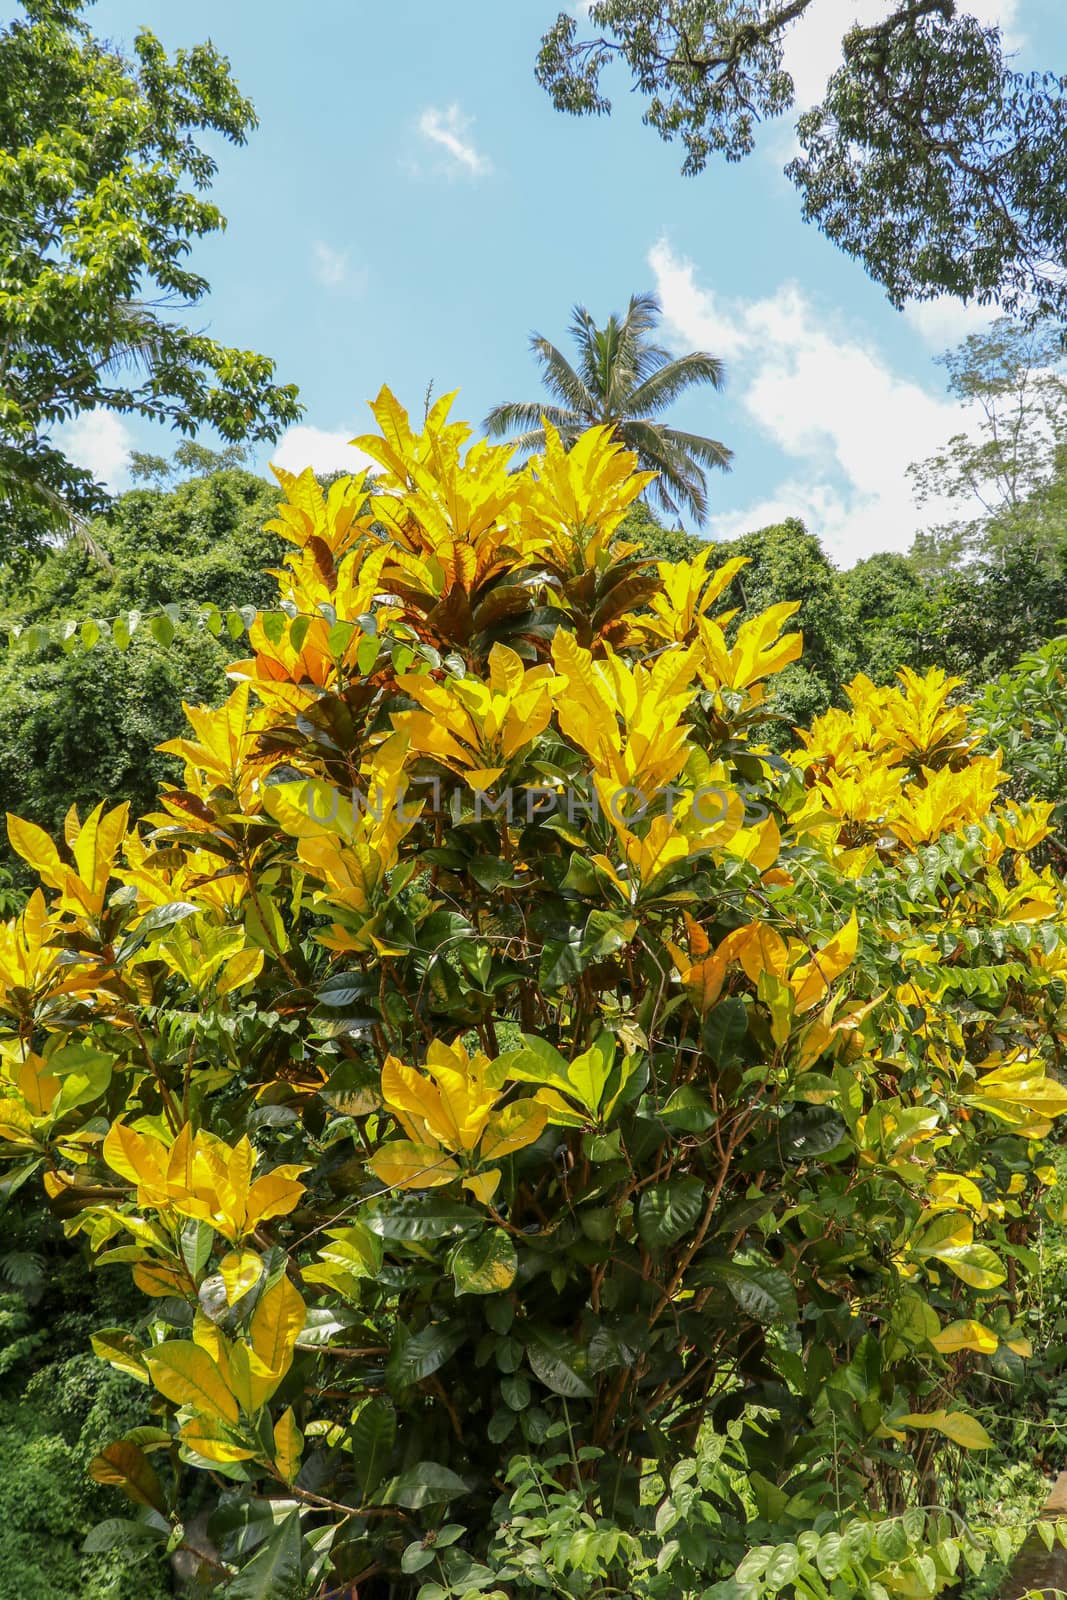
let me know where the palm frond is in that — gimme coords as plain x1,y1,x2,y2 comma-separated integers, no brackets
95,299,170,379
619,419,710,524
660,426,734,473
530,334,599,416
484,401,581,441
626,353,727,416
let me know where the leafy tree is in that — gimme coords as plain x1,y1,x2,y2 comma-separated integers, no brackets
837,551,933,684
618,497,708,561
0,0,301,566
0,462,283,878
974,636,1067,827
909,318,1067,568
712,516,851,728
918,543,1067,681
1,394,1063,1595
485,291,732,521
0,1211,172,1600
537,3,1067,319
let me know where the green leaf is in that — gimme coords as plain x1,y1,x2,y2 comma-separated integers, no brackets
180,1218,214,1278
567,1031,616,1117
225,1509,304,1600
82,1516,168,1553
149,614,175,646
764,1543,800,1590
327,619,356,655
350,1397,396,1494
356,634,380,675
402,1542,438,1574
714,1261,798,1326
501,1374,531,1411
701,997,748,1065
379,1462,470,1509
509,1036,573,1096
815,1533,846,1580
368,1200,478,1242
527,1337,594,1399
638,1176,706,1249
452,1229,518,1295
660,1086,715,1132
388,1322,466,1386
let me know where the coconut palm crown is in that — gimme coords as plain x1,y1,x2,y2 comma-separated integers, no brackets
484,291,732,524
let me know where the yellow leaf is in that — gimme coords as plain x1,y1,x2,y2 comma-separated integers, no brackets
216,947,265,995
6,813,65,889
481,1100,548,1162
462,1168,501,1204
88,1441,166,1511
273,1406,303,1482
790,911,859,1013
132,1262,191,1298
219,1250,263,1306
146,1340,239,1423
103,1120,170,1197
898,1409,993,1450
244,1166,307,1230
91,1328,150,1383
0,1099,37,1146
367,1140,461,1190
178,1417,257,1463
248,1277,305,1380
931,1320,998,1355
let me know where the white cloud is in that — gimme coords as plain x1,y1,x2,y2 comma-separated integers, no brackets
270,425,378,479
311,240,364,292
417,103,492,177
56,409,134,493
902,295,997,350
649,239,978,566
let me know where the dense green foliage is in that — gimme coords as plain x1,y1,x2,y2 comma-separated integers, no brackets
0,463,282,884
0,1220,172,1600
536,2,1067,319
0,0,300,565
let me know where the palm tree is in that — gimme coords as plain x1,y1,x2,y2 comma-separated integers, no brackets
484,292,732,524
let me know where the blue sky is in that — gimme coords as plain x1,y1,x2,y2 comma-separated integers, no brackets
60,0,1062,565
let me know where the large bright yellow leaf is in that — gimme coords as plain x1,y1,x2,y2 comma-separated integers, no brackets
367,1140,461,1190
146,1340,239,1423
273,1406,303,1482
898,1409,993,1450
178,1417,257,1463
6,813,65,889
248,1277,306,1380
219,1250,263,1306
931,1320,998,1355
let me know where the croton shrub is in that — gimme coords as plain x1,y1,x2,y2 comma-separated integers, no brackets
2,393,1067,1598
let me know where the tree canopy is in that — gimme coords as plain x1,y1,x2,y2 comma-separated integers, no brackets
0,0,301,565
537,2,1067,320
